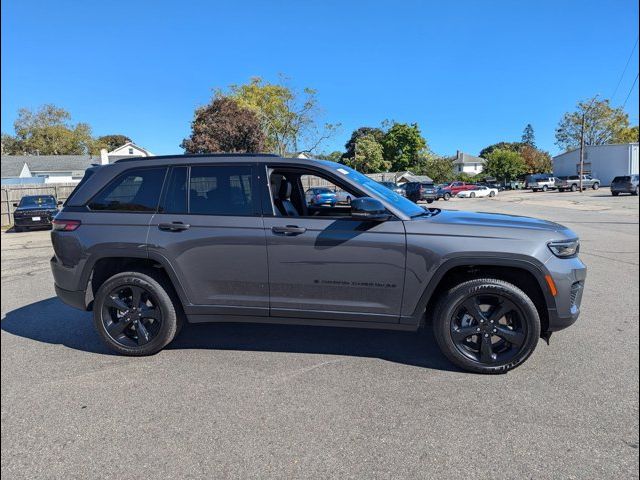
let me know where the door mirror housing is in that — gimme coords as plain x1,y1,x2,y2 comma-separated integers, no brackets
350,197,390,221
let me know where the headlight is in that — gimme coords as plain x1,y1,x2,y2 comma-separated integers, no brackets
548,240,580,258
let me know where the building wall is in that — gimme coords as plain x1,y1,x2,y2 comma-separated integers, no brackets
553,144,639,186
455,163,484,175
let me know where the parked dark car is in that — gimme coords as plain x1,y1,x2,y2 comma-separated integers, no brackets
393,183,407,197
435,184,452,201
610,175,639,196
50,154,586,374
404,182,436,203
377,181,397,190
305,187,337,206
12,194,61,231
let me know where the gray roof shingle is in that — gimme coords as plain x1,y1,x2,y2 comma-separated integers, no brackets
1,155,99,178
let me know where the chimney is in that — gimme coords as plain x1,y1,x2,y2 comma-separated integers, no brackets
100,149,109,165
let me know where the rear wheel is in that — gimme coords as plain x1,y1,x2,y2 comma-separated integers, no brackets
427,199,434,204
570,184,578,192
470,192,476,198
432,278,540,374
489,191,496,197
93,271,178,356
542,185,548,192
612,191,619,196
444,193,451,201
592,183,599,190
634,186,639,196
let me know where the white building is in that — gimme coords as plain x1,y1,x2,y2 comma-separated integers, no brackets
1,142,154,185
553,143,639,186
453,151,486,176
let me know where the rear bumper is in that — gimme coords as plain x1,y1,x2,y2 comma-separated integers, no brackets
54,284,88,310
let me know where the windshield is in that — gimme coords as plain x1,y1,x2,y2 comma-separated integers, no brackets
18,195,56,207
320,162,425,217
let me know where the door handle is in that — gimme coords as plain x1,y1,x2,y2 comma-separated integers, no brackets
158,222,190,232
271,225,306,236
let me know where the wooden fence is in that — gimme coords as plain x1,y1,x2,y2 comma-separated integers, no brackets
1,183,78,227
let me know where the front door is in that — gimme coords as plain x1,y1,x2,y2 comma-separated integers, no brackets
147,164,269,316
262,168,406,323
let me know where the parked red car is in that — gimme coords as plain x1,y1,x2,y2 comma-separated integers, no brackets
442,182,477,196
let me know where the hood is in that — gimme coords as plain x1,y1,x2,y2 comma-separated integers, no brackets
430,209,567,232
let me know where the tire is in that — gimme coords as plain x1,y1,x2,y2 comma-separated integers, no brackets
634,187,639,196
427,199,434,204
570,184,578,192
432,278,541,374
444,193,451,201
542,185,548,192
612,191,619,196
592,183,599,190
470,192,476,198
489,191,496,197
93,270,178,356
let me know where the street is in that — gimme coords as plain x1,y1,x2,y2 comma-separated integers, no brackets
1,189,638,479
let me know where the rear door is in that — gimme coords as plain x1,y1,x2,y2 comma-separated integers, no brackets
147,163,269,316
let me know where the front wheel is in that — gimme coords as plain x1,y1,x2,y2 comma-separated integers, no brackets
93,270,179,356
612,191,619,196
634,187,639,196
432,278,541,374
542,185,548,192
470,192,476,198
570,184,578,192
426,199,434,204
489,191,496,197
443,193,451,201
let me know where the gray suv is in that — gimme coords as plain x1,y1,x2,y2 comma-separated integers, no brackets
51,154,586,374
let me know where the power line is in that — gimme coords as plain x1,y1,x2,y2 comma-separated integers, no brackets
621,72,639,109
611,36,638,101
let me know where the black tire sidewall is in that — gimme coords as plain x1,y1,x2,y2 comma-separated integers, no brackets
433,279,541,374
93,271,178,356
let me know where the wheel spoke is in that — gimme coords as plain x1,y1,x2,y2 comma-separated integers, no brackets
136,321,150,345
140,306,161,321
494,325,525,347
480,335,495,363
130,286,144,309
452,325,478,342
105,295,129,312
487,300,515,323
107,317,133,337
462,298,486,321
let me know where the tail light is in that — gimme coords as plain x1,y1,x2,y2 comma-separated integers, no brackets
52,219,81,231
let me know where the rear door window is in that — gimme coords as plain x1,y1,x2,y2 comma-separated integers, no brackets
189,165,254,216
88,167,167,212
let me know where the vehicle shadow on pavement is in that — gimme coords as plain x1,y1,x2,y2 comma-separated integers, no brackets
1,297,460,372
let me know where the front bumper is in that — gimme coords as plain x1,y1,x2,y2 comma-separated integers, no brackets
14,215,54,228
545,255,587,332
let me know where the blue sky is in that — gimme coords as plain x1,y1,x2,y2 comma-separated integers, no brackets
2,0,638,157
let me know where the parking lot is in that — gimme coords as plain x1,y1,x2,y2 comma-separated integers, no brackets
1,188,638,479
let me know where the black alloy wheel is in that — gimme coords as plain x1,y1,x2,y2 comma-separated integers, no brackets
449,293,527,365
433,278,540,373
102,284,163,348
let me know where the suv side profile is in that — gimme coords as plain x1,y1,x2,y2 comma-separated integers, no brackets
51,155,586,374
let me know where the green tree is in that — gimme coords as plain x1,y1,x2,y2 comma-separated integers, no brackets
348,134,389,173
181,96,266,154
615,125,639,143
381,122,428,171
484,148,526,181
228,76,339,156
342,127,385,159
555,97,631,151
1,133,23,154
521,124,536,147
416,156,454,183
479,141,522,159
315,151,343,162
7,104,94,155
95,134,132,152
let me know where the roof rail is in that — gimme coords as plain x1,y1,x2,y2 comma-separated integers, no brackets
113,153,281,164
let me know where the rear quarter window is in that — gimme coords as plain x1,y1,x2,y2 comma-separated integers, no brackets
88,167,167,212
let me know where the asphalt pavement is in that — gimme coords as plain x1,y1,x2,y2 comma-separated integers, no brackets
1,188,638,479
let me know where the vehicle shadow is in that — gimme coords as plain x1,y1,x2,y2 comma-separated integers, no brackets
1,297,460,372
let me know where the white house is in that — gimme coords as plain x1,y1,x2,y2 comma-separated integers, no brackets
102,142,154,163
553,143,639,186
453,151,486,176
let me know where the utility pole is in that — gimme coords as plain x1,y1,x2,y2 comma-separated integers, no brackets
579,95,599,193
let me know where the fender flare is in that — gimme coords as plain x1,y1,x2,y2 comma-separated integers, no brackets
407,254,556,321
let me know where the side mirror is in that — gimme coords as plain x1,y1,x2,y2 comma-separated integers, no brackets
350,197,390,221
12,203,18,207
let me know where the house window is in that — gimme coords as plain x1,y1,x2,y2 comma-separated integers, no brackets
128,147,134,154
